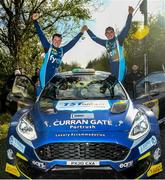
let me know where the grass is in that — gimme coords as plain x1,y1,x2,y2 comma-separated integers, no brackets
0,113,11,178
0,113,11,125
0,123,9,139
0,113,10,140
0,139,11,178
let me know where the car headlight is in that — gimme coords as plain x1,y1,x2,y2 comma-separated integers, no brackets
17,113,37,140
129,111,150,140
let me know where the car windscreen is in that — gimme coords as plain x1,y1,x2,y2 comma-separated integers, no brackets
39,74,127,101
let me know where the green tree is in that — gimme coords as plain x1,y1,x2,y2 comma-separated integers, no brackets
61,61,81,72
86,53,109,71
0,0,101,75
125,14,165,73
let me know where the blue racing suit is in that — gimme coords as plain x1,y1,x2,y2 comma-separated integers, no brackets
34,20,83,88
87,14,132,82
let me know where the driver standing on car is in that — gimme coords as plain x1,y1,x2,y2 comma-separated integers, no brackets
84,6,134,82
32,13,87,88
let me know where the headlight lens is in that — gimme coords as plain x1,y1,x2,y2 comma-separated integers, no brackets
129,111,150,140
17,113,37,140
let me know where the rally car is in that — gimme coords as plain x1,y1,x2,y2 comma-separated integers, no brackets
134,71,165,125
5,69,163,179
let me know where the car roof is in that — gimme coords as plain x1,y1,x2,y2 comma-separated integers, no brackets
147,71,165,75
56,69,111,77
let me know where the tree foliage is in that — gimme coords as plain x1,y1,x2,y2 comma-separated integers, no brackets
0,0,101,75
86,53,109,71
61,61,81,72
124,14,165,73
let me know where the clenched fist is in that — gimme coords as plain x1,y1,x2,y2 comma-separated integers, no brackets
128,6,134,14
81,25,88,33
32,13,40,21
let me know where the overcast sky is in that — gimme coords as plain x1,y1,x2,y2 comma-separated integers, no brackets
62,0,164,68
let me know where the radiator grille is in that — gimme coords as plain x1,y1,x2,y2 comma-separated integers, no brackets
36,143,129,161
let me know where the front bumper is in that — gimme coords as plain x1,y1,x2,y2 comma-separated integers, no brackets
5,134,163,179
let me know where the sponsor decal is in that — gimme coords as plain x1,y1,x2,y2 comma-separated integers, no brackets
44,120,49,127
9,135,25,153
55,133,106,137
5,163,20,177
53,119,112,126
32,160,46,169
71,113,94,119
10,122,18,126
111,101,128,113
153,148,161,161
56,100,110,111
67,160,99,166
53,119,112,129
70,125,95,129
143,99,159,119
119,161,133,168
151,136,157,145
118,120,124,126
138,152,151,161
7,149,14,160
147,162,163,177
138,136,157,154
16,152,28,162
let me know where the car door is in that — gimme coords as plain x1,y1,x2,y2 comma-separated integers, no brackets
6,75,35,114
133,72,165,124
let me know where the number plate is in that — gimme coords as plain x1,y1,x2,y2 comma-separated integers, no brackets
67,160,100,166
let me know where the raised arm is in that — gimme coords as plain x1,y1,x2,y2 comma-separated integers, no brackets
32,13,50,50
62,26,87,54
87,28,106,47
63,33,83,54
118,6,134,44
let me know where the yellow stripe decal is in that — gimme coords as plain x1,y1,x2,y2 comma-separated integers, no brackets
5,163,20,177
147,162,163,177
16,152,28,161
138,152,151,161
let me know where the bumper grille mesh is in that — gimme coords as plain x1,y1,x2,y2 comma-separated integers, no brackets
36,143,129,161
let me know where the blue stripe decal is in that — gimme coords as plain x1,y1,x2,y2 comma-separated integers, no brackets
40,52,49,88
118,45,126,82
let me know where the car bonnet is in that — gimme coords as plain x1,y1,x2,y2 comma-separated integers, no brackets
31,99,135,146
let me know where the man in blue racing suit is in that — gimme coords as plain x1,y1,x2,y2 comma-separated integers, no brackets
85,6,134,82
32,13,86,88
